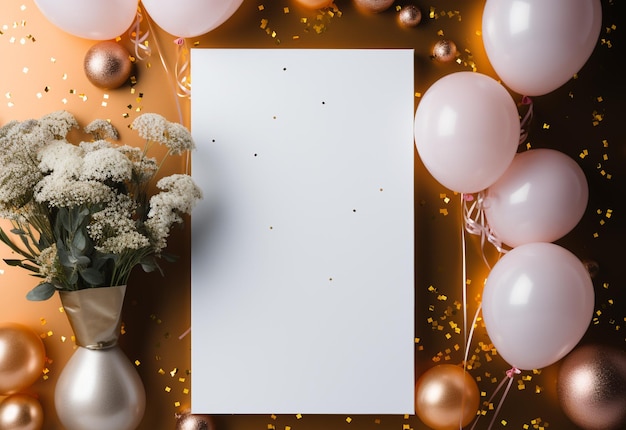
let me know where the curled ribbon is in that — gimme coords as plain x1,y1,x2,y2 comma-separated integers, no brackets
462,192,507,268
174,38,191,98
519,96,534,145
128,7,151,61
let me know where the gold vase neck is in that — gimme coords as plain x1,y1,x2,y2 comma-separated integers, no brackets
59,285,127,350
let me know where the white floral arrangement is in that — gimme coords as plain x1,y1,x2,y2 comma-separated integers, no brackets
0,111,202,300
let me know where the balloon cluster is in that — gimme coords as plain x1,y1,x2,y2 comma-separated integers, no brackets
0,322,46,430
414,0,603,428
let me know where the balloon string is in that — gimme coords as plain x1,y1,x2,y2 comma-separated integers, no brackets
518,96,534,145
143,12,184,126
462,193,506,269
128,7,151,61
174,38,192,99
469,367,521,430
460,208,469,430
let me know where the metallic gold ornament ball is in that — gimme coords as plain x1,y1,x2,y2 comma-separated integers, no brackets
84,41,132,89
353,0,394,13
433,39,457,63
415,364,480,430
0,394,44,430
398,5,422,27
175,410,216,430
557,344,626,430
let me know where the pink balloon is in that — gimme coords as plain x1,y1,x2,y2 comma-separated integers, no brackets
414,72,520,194
482,242,594,370
484,148,588,248
142,0,243,38
34,0,138,40
482,0,602,96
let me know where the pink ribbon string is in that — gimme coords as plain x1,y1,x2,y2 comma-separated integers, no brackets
174,38,191,98
470,367,521,430
518,96,534,145
128,7,151,61
462,192,507,268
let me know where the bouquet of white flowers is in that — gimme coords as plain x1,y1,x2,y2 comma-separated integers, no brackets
0,111,202,300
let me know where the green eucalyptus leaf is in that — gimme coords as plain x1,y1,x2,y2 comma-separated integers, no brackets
72,229,87,252
26,282,56,301
79,267,105,285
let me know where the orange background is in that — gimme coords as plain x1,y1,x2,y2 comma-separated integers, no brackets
0,0,624,429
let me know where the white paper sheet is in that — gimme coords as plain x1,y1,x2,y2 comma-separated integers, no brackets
191,49,414,414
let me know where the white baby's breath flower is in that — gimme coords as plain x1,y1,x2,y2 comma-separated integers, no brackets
37,139,84,177
80,139,113,152
164,122,195,154
39,110,78,139
80,147,133,182
84,119,119,141
97,231,150,254
145,174,202,251
131,113,168,144
117,145,158,182
36,245,58,282
35,177,114,208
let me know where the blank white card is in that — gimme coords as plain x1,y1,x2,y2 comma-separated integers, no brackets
191,49,414,414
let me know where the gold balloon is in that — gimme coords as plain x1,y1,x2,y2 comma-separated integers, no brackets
0,322,46,395
175,410,216,430
557,344,626,430
84,41,132,90
294,0,333,8
0,393,44,430
415,364,480,430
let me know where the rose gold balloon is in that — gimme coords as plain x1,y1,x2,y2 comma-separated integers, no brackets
557,344,626,430
353,0,394,13
0,393,44,430
0,322,46,394
175,410,216,430
415,364,480,430
84,41,132,89
294,0,333,8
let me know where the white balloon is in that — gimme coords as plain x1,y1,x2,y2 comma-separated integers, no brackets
482,0,602,96
414,72,520,194
484,148,588,248
142,0,244,38
34,0,138,40
482,242,594,370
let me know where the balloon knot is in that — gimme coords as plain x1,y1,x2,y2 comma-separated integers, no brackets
506,367,521,378
462,193,475,202
521,95,533,105
174,37,185,46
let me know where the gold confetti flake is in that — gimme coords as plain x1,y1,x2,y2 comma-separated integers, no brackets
165,386,171,392
134,359,141,366
346,416,352,423
258,5,264,11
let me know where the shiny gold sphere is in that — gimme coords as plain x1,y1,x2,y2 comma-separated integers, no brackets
84,41,132,90
558,344,626,430
294,0,333,8
353,0,394,13
433,39,458,63
415,364,480,430
398,5,422,27
175,410,216,430
0,394,44,430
